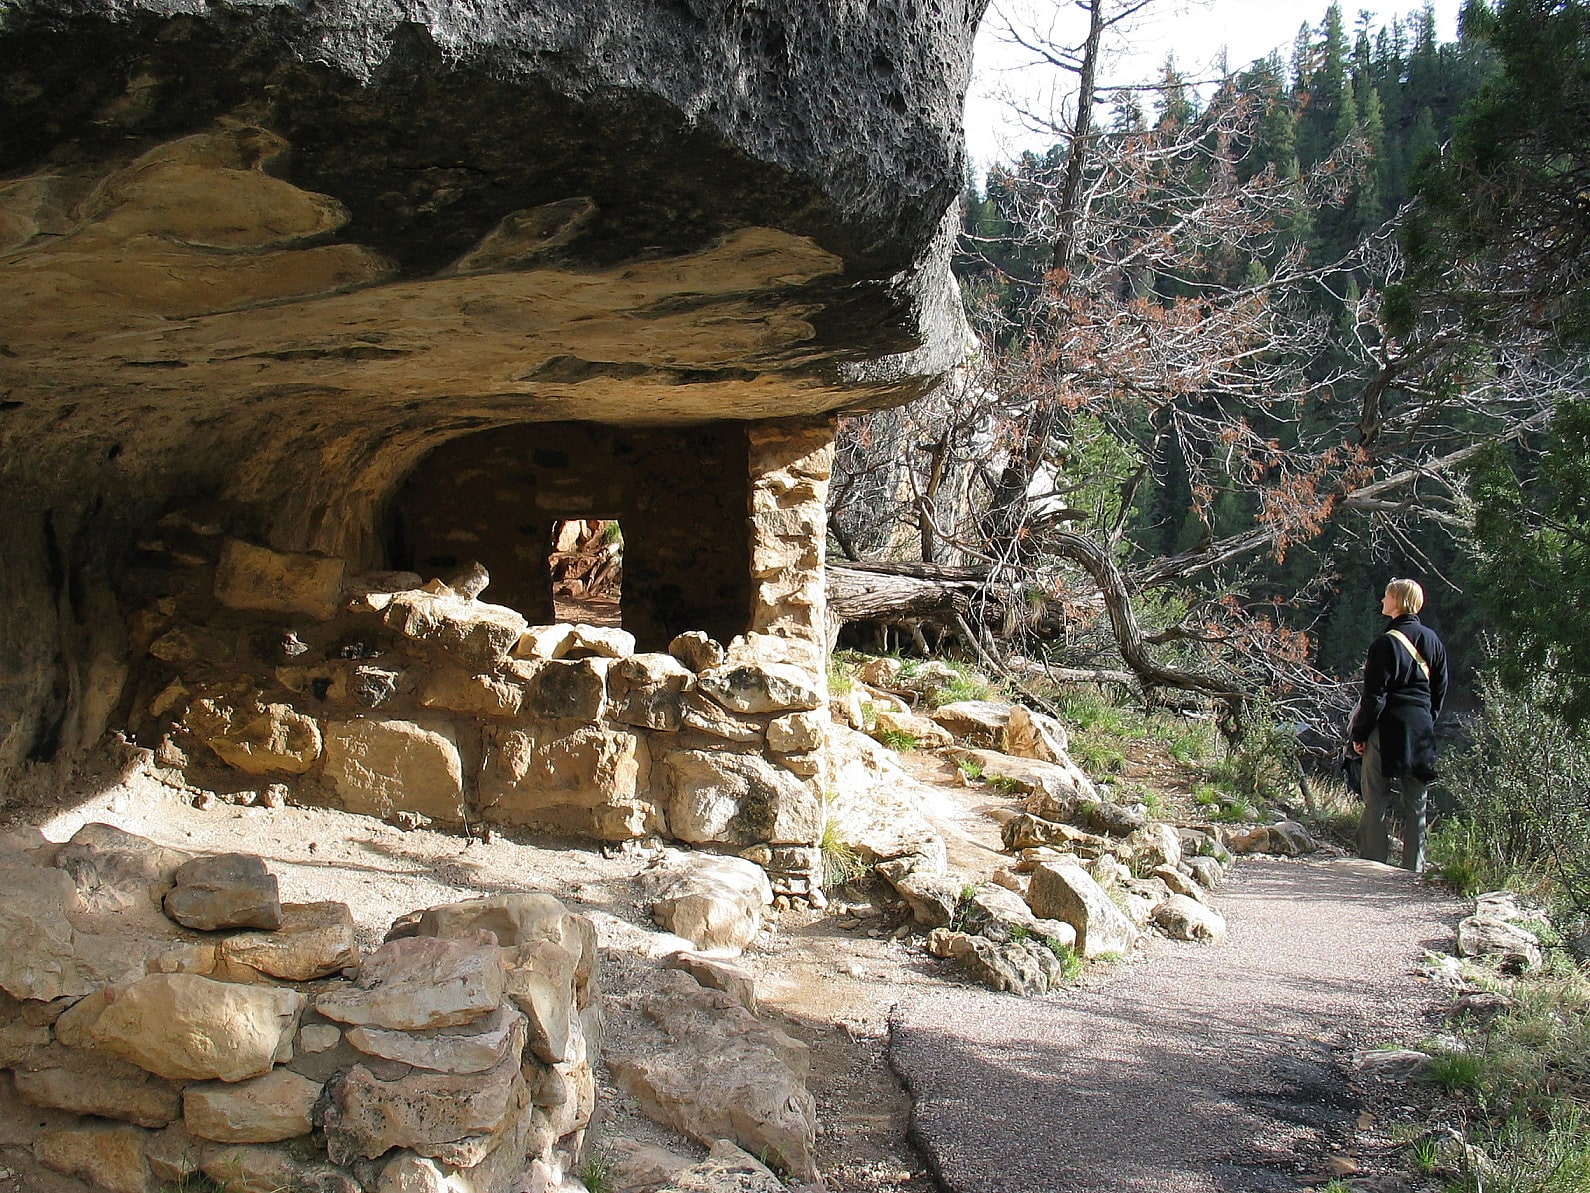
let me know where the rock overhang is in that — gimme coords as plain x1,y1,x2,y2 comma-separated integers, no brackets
0,0,981,441
0,0,984,774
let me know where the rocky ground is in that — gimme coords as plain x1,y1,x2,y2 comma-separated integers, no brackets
0,736,997,1193
0,702,1465,1193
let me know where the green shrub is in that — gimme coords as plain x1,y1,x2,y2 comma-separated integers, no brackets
1043,938,1084,982
820,818,867,890
1438,665,1590,924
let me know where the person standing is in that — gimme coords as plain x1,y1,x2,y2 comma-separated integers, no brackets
1350,578,1448,871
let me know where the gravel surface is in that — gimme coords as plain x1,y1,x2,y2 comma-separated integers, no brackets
890,857,1464,1193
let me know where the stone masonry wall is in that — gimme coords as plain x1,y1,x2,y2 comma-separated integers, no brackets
121,419,836,896
0,823,598,1193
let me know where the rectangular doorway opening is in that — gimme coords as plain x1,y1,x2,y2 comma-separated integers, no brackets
550,519,622,627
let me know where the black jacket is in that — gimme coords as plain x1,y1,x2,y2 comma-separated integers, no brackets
1350,614,1448,780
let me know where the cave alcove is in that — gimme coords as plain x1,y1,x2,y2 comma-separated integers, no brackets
391,421,753,652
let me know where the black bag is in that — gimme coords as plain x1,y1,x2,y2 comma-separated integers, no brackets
1337,744,1363,796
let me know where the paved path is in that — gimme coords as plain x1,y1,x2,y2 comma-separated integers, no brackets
889,857,1462,1193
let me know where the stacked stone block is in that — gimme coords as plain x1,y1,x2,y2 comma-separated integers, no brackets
0,825,597,1193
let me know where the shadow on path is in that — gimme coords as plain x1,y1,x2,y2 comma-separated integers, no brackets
888,857,1463,1193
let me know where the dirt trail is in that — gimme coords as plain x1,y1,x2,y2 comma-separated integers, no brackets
889,857,1463,1193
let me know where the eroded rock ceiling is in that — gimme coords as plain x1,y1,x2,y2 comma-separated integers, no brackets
0,0,984,773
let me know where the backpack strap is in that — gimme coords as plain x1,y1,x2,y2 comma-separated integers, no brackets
1384,628,1431,679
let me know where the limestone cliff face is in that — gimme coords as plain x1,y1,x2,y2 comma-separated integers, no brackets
0,0,981,775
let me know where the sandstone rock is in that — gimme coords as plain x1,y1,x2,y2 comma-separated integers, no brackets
1079,800,1148,837
215,538,347,620
766,709,826,753
164,852,282,931
667,952,759,1014
0,991,51,1068
149,622,236,667
822,724,946,876
0,863,115,1000
53,821,191,906
324,717,466,823
1185,855,1226,891
1151,864,1205,903
480,722,654,840
1152,894,1227,943
13,1043,184,1127
347,1004,528,1075
145,1122,204,1187
856,656,904,687
1088,855,1131,889
1001,704,1071,762
1227,820,1318,856
56,972,305,1082
1474,890,1545,926
1001,813,1112,855
610,653,695,731
1126,822,1183,870
884,870,963,928
696,662,822,714
35,1121,152,1193
1457,915,1542,973
929,701,1012,747
897,660,962,696
647,853,773,956
184,1069,322,1143
186,691,322,775
1026,862,1136,959
316,933,506,1031
567,623,636,658
515,623,579,660
927,929,1065,997
1116,877,1170,929
679,692,768,743
872,708,954,748
670,631,728,673
954,747,1098,809
656,1140,785,1193
775,750,822,778
610,972,817,1181
219,900,360,981
397,892,593,967
957,882,1075,949
664,749,820,846
323,1052,529,1167
512,657,610,720
418,668,525,718
384,588,529,670
603,1140,696,1193
201,1143,363,1193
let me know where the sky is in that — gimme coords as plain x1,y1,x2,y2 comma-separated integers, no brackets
965,0,1466,173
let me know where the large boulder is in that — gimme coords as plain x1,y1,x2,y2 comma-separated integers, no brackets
323,717,466,823
315,933,506,1032
479,722,655,840
663,749,820,847
645,853,774,956
1026,862,1137,959
609,972,818,1182
214,538,347,621
56,973,305,1082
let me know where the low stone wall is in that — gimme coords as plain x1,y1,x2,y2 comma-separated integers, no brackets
119,419,834,897
0,824,597,1193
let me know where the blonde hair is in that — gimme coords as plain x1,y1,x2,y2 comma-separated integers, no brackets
1385,578,1424,615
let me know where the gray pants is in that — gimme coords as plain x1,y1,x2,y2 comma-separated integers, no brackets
1357,728,1428,871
